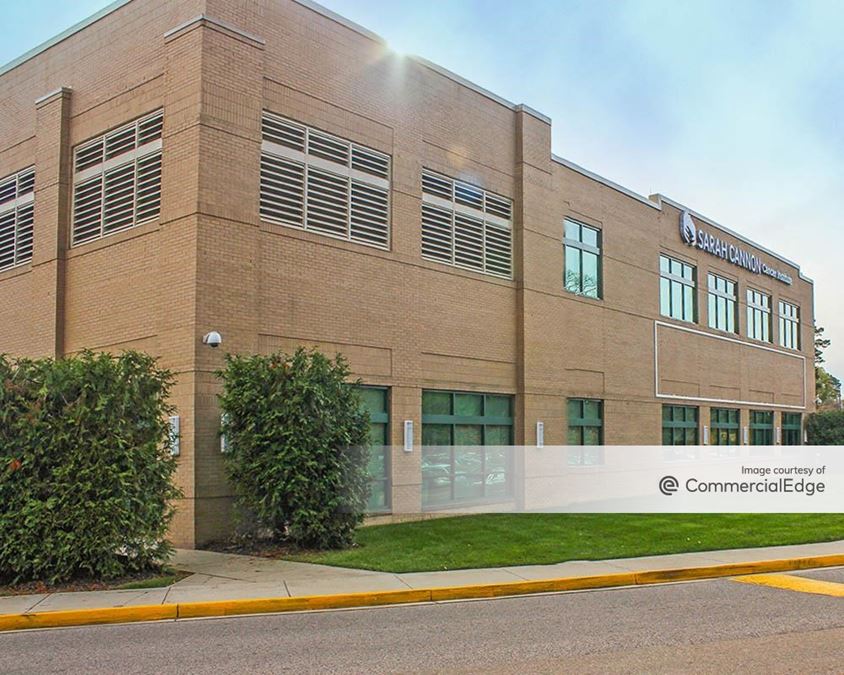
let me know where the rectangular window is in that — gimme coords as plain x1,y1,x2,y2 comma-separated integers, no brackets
0,166,35,271
358,386,390,512
707,273,737,333
421,169,512,279
750,410,774,445
567,399,603,465
660,255,696,323
421,390,513,507
564,220,601,298
260,111,391,249
710,407,740,453
663,405,699,460
72,110,163,246
746,289,772,343
781,412,802,446
778,300,800,350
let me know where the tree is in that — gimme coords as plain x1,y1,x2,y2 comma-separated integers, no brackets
814,324,841,408
218,348,371,549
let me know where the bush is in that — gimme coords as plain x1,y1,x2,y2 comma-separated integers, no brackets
806,411,844,445
219,348,370,549
0,351,180,584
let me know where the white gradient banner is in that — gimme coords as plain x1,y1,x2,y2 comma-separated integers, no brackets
394,445,844,513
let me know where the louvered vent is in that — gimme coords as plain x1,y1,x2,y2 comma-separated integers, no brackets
72,110,163,245
420,169,513,279
260,111,391,249
0,166,36,271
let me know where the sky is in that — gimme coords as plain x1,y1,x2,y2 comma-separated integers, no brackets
2,0,843,379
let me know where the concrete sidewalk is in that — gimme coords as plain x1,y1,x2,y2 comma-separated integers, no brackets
3,539,843,617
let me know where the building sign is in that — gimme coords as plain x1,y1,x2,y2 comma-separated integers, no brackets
679,211,793,285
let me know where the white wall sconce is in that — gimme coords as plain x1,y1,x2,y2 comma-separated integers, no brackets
403,420,414,452
702,425,709,445
220,413,228,453
536,421,545,448
743,426,749,445
169,415,181,456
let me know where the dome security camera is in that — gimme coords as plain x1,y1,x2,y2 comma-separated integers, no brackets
202,331,223,348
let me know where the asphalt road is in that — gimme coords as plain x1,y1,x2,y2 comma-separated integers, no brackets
2,569,843,674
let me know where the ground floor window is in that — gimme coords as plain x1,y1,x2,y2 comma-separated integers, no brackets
358,386,390,512
421,390,513,507
710,407,740,453
567,399,603,465
663,405,699,460
781,412,802,446
750,410,774,447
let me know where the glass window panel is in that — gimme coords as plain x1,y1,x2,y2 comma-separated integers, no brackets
583,400,601,421
564,220,580,241
670,259,681,276
565,246,581,293
421,423,452,446
422,391,451,415
683,285,694,321
454,393,483,417
367,482,386,510
367,446,386,476
583,427,601,445
582,226,598,248
454,424,482,445
485,395,512,418
485,425,511,445
582,446,602,465
359,387,387,414
368,422,387,447
582,251,599,297
422,477,452,505
660,278,671,316
671,280,682,319
708,294,716,328
568,427,581,445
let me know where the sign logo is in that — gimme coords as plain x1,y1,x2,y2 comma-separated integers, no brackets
659,475,679,496
677,211,793,285
680,211,696,245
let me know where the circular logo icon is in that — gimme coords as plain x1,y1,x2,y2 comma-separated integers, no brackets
680,211,696,246
659,475,679,496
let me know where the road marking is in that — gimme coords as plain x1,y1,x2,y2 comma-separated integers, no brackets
732,573,844,597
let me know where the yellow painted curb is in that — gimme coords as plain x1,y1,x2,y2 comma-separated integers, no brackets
1,552,842,633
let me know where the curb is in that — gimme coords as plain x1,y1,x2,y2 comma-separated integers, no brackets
2,553,843,632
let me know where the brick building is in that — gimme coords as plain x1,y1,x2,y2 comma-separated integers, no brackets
0,0,814,546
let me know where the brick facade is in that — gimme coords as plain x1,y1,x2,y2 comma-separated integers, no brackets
0,0,814,547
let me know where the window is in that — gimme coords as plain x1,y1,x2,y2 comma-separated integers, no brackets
260,111,391,249
781,412,802,446
0,167,34,271
567,399,603,465
707,273,737,333
778,301,800,350
746,289,772,343
662,405,699,460
358,387,390,512
710,408,740,453
421,391,513,506
72,111,163,245
421,169,512,278
750,410,774,445
564,220,601,298
659,255,696,323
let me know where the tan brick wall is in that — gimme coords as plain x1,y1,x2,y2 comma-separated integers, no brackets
0,0,816,546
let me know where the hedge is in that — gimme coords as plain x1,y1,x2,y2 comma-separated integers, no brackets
806,410,844,445
0,351,180,584
219,348,370,549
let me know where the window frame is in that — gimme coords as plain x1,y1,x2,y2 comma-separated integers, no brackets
749,410,774,446
421,390,513,508
662,404,699,460
659,254,697,324
781,412,802,446
357,385,391,513
0,166,35,272
710,407,740,451
778,300,800,350
706,272,738,334
567,398,604,466
746,288,772,343
563,219,602,299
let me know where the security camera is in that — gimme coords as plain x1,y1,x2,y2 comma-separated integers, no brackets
202,331,223,348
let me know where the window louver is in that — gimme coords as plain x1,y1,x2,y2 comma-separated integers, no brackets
421,169,513,278
260,112,391,249
71,110,163,245
0,167,36,271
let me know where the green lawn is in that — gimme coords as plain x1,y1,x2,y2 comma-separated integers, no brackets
288,514,844,573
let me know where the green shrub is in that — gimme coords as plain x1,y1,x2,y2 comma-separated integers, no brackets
806,410,844,445
0,351,180,584
219,348,370,549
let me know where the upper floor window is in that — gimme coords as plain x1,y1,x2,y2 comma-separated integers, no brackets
72,110,163,246
746,289,772,343
0,166,35,271
659,255,696,323
778,300,800,350
260,111,390,249
421,170,512,279
707,273,737,333
563,220,601,298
